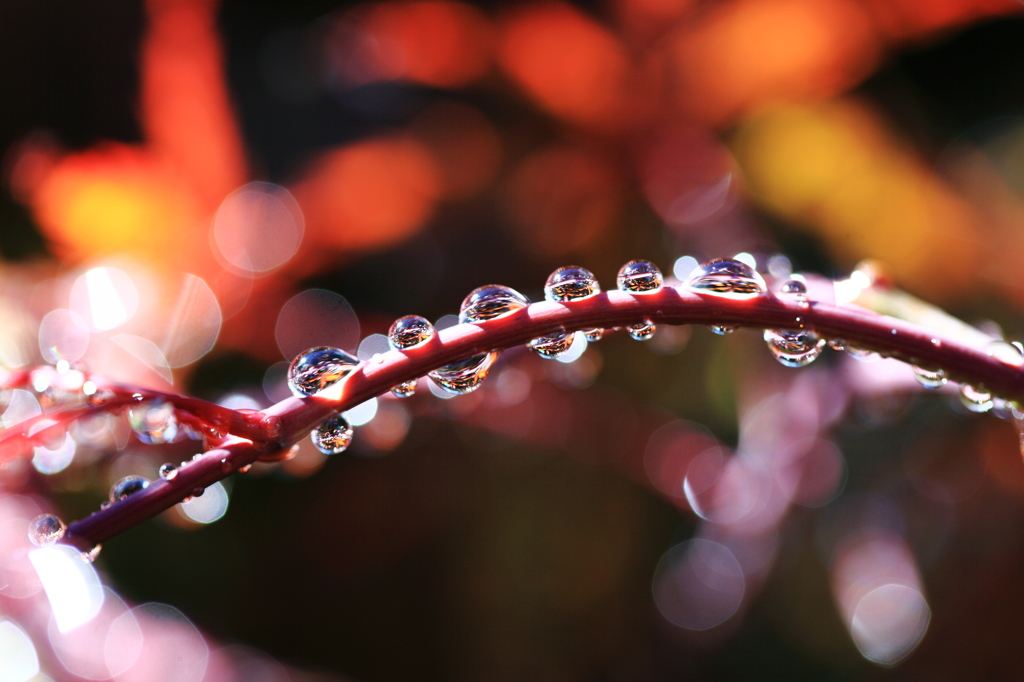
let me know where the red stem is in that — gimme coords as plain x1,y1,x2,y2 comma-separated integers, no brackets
59,287,1024,549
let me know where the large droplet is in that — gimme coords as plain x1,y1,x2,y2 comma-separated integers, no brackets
388,315,435,350
912,366,947,389
127,400,178,444
629,320,656,341
387,316,435,398
545,267,602,341
617,260,662,293
28,514,65,546
544,266,600,302
109,475,150,502
529,331,574,359
960,384,993,413
428,352,498,395
288,346,360,397
989,340,1024,367
459,285,529,324
312,415,353,454
764,328,826,367
685,259,767,299
158,463,178,480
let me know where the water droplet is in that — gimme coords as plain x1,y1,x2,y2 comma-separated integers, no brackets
288,346,360,397
685,259,766,299
912,366,947,389
778,274,809,307
459,285,529,324
764,328,826,367
960,384,994,413
708,326,736,335
109,475,150,502
827,339,847,351
931,338,942,347
617,260,662,293
132,393,144,402
191,487,205,497
388,315,435,350
87,388,114,406
544,266,600,302
80,544,101,563
529,331,574,359
989,340,1024,367
847,346,879,361
100,501,111,510
28,514,65,546
428,352,498,395
583,328,604,342
127,400,178,444
628,320,656,341
158,463,178,480
312,415,353,454
239,464,252,473
391,380,418,398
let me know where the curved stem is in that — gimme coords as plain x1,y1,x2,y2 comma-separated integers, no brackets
61,287,1024,549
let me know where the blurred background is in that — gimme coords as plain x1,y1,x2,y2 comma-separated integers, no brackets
4,0,1024,679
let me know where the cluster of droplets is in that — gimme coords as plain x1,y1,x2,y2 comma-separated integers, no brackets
127,400,178,444
530,266,600,359
427,285,529,394
286,346,362,455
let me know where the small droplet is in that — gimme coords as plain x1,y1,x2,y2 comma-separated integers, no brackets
960,384,994,413
80,545,102,563
685,259,766,299
764,328,826,367
529,331,574,359
158,463,178,480
312,415,354,454
931,338,942,347
827,339,847,351
132,393,144,402
100,501,111,510
708,326,736,335
544,266,600,302
460,285,529,323
128,400,178,444
583,328,604,342
388,315,435,350
428,352,498,395
628,320,656,341
617,260,662,293
192,453,203,461
239,464,252,473
391,380,418,398
913,366,947,389
87,388,114,406
220,458,232,473
191,487,205,497
28,514,65,546
288,346,360,397
846,346,879,361
778,274,809,307
109,475,150,502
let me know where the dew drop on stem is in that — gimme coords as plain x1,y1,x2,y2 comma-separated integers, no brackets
387,315,435,397
459,285,529,324
288,347,360,397
764,328,825,367
158,463,178,480
128,400,178,444
912,366,947,389
109,475,150,502
629,320,656,341
529,331,575,358
960,384,994,413
685,258,767,299
312,415,354,454
617,260,662,293
544,266,602,344
28,514,65,546
428,352,499,394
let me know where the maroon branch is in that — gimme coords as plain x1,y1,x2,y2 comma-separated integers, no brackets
18,285,1022,551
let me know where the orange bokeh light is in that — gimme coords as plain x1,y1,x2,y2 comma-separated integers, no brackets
498,3,631,129
666,0,881,125
293,136,441,255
